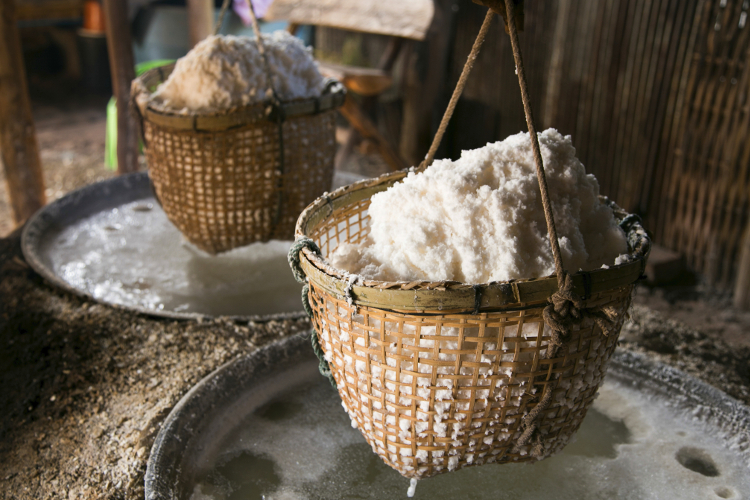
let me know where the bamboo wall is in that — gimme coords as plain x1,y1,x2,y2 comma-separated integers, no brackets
439,0,750,289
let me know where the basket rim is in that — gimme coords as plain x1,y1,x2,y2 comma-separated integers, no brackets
131,63,346,132
294,169,651,313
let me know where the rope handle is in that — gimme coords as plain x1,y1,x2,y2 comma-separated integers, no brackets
288,238,337,388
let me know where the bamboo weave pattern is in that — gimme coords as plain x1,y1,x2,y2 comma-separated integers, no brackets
143,110,336,254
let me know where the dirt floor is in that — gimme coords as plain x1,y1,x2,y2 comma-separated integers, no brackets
1,93,749,500
1,224,749,500
0,230,311,500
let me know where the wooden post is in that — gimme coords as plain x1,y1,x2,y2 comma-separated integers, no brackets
102,0,139,175
734,220,750,309
399,0,455,166
0,0,46,225
187,0,213,47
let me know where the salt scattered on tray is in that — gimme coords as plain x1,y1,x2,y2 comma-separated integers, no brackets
330,129,629,284
150,32,324,113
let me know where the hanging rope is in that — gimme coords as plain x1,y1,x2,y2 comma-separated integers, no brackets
503,1,565,291
240,0,287,235
214,0,232,35
417,9,495,172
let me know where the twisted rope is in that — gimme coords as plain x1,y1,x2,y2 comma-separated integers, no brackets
238,0,289,235
213,0,231,35
288,238,337,388
417,8,495,172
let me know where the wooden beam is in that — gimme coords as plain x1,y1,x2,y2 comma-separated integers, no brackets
14,0,83,22
0,0,46,225
317,61,393,97
102,0,139,175
265,0,434,41
187,0,213,47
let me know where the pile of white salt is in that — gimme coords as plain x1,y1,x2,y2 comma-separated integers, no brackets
330,129,629,283
149,32,324,113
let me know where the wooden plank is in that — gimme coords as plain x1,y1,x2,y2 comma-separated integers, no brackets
573,0,603,177
654,0,705,246
586,0,618,192
14,0,82,21
678,1,742,281
187,0,213,48
265,0,434,41
599,0,633,199
625,0,668,212
102,0,138,175
659,0,709,250
716,47,750,285
542,0,571,130
697,2,749,283
0,0,46,225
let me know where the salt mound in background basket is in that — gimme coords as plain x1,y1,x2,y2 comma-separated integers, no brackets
132,64,345,254
294,170,650,479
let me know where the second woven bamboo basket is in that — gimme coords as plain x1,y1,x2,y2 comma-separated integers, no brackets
293,170,650,479
132,64,345,254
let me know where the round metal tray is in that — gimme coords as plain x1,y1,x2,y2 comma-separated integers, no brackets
145,334,750,499
21,172,308,322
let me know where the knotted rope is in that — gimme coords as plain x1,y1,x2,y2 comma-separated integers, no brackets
288,238,337,388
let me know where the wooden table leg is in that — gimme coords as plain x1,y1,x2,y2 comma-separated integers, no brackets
103,0,139,175
0,0,46,225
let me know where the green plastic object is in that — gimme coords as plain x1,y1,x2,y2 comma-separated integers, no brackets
105,59,174,170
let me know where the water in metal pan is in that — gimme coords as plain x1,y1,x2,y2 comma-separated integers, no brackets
187,365,750,500
45,199,301,318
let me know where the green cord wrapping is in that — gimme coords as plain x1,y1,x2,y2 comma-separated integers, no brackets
289,238,337,388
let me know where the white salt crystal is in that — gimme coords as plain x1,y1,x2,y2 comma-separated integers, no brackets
330,130,628,283
151,32,324,113
407,478,418,498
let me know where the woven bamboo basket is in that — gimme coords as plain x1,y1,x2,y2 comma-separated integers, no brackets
131,64,345,254
293,170,650,479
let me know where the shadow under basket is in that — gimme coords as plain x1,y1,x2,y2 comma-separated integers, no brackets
294,170,651,479
132,64,345,254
